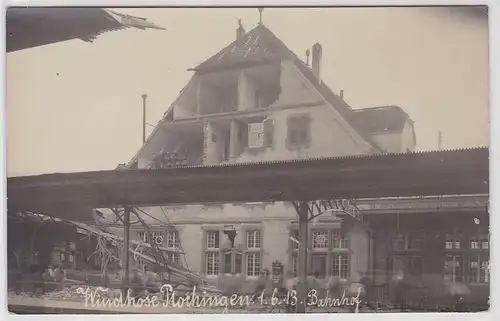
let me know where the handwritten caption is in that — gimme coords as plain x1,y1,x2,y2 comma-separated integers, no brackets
77,284,362,312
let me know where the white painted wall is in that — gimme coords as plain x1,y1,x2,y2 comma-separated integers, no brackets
238,71,256,111
371,132,402,153
367,121,415,154
401,120,416,152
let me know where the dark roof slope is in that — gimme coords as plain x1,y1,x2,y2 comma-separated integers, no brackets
191,23,294,72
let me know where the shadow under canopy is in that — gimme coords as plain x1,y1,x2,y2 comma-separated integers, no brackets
7,148,489,222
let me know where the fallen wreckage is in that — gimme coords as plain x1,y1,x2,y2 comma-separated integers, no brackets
8,209,215,296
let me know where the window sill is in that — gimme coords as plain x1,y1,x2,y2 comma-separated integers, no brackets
244,146,268,155
286,143,311,151
205,274,219,279
390,249,425,253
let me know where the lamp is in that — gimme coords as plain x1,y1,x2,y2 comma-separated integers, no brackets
223,225,237,248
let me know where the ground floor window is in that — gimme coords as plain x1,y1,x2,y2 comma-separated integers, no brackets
331,254,349,280
138,231,148,243
246,252,261,276
165,230,180,249
391,255,423,282
443,229,489,284
206,252,219,276
166,252,181,264
468,253,489,283
290,228,349,279
203,229,261,276
204,250,257,276
311,253,328,278
137,257,149,272
444,254,463,282
223,250,243,274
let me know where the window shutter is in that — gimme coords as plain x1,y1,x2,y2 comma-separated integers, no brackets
263,118,274,148
235,252,242,274
248,123,264,148
254,91,260,109
239,123,249,148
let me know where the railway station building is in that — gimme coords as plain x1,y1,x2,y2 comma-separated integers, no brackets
103,21,488,305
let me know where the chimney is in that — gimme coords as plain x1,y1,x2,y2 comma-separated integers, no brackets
340,90,344,100
236,19,245,40
311,43,323,84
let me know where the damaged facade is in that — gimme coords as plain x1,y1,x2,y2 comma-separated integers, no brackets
131,26,416,169
118,21,415,283
106,21,488,304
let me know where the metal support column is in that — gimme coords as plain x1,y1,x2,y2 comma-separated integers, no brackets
142,94,147,144
296,201,309,313
121,206,131,301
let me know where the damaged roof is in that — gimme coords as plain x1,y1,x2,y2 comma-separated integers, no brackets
353,106,417,147
191,23,294,72
6,7,165,53
353,106,412,133
190,23,413,151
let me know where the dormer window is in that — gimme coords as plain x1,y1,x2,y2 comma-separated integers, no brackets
287,114,311,149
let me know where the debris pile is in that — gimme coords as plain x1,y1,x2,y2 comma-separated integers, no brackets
41,285,89,302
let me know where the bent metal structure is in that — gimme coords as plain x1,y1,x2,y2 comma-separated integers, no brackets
7,147,490,313
6,7,165,53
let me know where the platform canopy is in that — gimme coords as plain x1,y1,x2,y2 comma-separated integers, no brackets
6,7,165,53
7,148,489,221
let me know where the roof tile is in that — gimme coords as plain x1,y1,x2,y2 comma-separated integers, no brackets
192,24,294,72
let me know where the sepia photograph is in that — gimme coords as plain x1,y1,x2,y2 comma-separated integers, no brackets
5,6,490,314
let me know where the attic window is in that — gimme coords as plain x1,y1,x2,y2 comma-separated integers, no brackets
287,114,311,148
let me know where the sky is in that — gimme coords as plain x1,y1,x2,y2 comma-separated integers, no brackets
6,7,489,177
